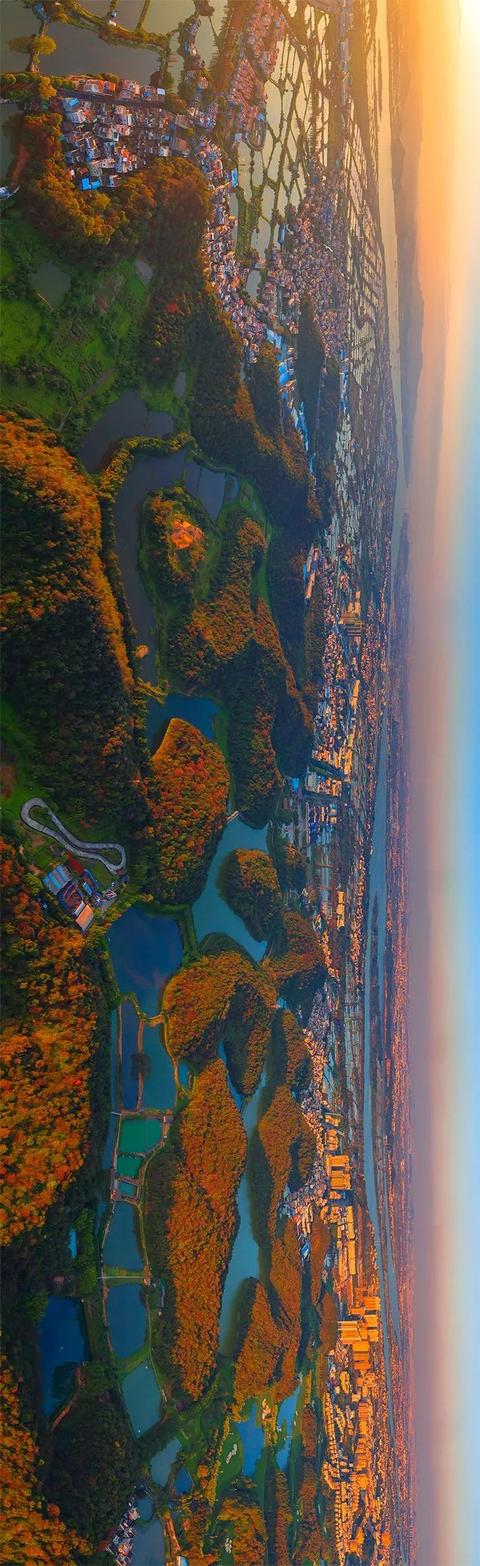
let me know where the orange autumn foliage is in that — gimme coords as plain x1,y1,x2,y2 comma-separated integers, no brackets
0,838,101,1242
144,1060,246,1398
151,719,229,904
0,1357,88,1564
265,910,327,1000
270,1219,303,1401
163,946,276,1092
233,1281,285,1410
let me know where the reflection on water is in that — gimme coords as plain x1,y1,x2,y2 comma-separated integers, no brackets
122,1359,163,1435
107,1281,147,1359
108,904,182,1016
39,1297,88,1417
219,1073,266,1352
193,816,268,961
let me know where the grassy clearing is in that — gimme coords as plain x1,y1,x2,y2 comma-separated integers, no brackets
0,209,151,441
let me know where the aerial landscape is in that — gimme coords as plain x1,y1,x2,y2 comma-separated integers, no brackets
0,2,478,1565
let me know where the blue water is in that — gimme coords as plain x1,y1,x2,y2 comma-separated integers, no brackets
122,1000,140,1111
137,1494,154,1521
108,906,182,1016
141,1025,176,1111
276,1382,302,1470
39,1297,88,1418
147,692,219,752
122,1361,163,1436
103,1202,143,1272
131,1517,166,1566
237,1407,264,1476
174,1466,193,1495
103,1013,120,1171
107,1283,147,1360
151,1436,181,1486
218,1074,266,1351
193,817,269,959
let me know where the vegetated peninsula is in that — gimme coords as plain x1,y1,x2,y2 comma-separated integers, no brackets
0,0,408,1560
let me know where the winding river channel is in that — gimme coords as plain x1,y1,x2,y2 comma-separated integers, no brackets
361,0,408,1553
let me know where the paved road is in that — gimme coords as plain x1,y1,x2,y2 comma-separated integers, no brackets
21,798,126,875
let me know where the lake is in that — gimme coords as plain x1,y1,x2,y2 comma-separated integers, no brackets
131,1517,166,1566
218,1074,266,1352
108,905,182,1016
150,1435,181,1486
122,1359,163,1435
146,691,218,752
193,816,269,960
39,1296,88,1418
79,391,174,475
237,1406,264,1477
106,1282,147,1359
121,998,141,1110
141,1024,175,1112
103,1200,143,1271
276,1380,302,1471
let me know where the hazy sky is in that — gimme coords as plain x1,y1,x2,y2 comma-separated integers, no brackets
409,2,480,1562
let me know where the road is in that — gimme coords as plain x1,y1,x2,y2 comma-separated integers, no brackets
20,798,126,875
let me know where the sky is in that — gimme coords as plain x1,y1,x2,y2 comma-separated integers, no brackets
409,1,480,1563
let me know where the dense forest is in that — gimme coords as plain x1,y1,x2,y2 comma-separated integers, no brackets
0,412,146,833
150,718,229,905
0,837,104,1243
220,849,282,942
144,1060,246,1398
0,1357,86,1565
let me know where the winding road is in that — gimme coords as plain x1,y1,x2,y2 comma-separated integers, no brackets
21,798,126,875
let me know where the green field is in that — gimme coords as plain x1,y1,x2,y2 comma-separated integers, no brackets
0,209,151,442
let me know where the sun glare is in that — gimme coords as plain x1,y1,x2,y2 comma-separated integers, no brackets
461,0,480,32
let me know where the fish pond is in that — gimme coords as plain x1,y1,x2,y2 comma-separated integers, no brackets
106,1282,147,1360
39,1297,88,1418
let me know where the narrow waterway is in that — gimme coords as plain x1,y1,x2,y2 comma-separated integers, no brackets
361,0,409,1552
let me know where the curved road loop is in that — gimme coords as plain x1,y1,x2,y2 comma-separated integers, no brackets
21,798,126,875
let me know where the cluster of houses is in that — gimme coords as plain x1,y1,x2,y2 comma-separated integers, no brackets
43,855,116,933
56,75,216,190
225,0,285,142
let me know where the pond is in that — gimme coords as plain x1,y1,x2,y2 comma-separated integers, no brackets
39,1297,88,1418
108,905,182,1016
150,1435,181,1486
193,816,269,961
103,1200,143,1271
141,1024,175,1112
122,1360,163,1436
218,1075,266,1352
43,22,162,84
106,1282,147,1359
131,1516,166,1566
32,259,71,310
237,1406,264,1477
79,391,174,475
276,1380,302,1471
174,1466,193,1495
146,691,218,753
121,999,141,1111
119,1116,163,1156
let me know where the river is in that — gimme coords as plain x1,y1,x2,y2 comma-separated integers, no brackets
361,0,408,1550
